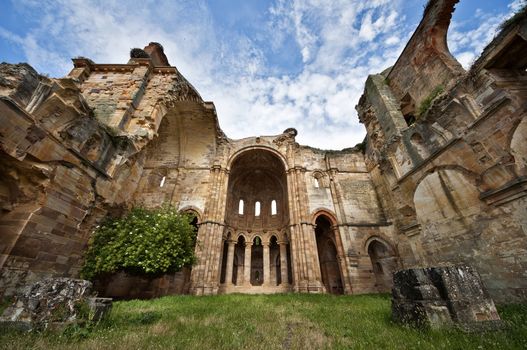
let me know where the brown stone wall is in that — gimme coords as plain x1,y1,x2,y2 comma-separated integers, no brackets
357,2,527,302
2,2,525,301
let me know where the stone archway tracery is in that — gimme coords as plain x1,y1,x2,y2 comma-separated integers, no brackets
220,148,292,292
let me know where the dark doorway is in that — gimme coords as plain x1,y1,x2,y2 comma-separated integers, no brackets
315,216,343,294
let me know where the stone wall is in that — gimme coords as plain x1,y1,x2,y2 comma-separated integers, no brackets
1,2,525,301
356,2,527,302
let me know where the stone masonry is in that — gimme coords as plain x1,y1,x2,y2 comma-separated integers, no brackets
392,265,502,329
0,0,526,301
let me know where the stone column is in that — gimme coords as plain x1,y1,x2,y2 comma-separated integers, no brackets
278,241,288,285
244,242,252,285
224,240,236,285
263,241,271,286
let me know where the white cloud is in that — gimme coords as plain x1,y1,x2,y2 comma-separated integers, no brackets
0,0,518,149
509,0,526,12
448,1,521,69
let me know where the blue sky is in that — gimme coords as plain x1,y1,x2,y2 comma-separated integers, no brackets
0,0,524,149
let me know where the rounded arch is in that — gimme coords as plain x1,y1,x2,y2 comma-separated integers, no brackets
236,232,248,242
179,205,203,223
366,236,398,292
415,168,482,225
364,236,396,256
412,164,479,197
227,145,288,171
223,230,233,240
311,208,338,226
252,235,263,245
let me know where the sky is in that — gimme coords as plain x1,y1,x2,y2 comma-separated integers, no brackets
0,0,524,150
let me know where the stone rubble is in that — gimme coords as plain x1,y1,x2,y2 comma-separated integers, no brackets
0,277,112,330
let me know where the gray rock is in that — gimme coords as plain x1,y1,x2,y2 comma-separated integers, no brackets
0,277,112,330
392,265,503,331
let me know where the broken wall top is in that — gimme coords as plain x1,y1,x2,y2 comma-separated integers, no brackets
386,0,465,109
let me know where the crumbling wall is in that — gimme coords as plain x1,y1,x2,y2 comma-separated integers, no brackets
0,43,217,297
357,1,527,302
0,59,151,296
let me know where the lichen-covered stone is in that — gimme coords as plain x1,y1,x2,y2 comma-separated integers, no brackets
392,265,502,330
0,277,112,330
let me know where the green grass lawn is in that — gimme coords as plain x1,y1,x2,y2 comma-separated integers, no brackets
1,294,526,350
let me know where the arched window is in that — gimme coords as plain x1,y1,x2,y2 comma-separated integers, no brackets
238,199,244,215
314,177,320,188
160,176,166,187
271,200,277,215
255,201,261,216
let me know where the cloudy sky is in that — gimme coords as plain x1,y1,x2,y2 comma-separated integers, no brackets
0,0,524,149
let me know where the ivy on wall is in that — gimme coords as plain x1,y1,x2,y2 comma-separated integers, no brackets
81,207,197,280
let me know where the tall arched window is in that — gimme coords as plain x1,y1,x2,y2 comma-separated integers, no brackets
255,201,261,216
314,177,320,188
160,176,166,187
238,199,244,215
271,200,277,215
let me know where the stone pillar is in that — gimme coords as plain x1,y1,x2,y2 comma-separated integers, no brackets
263,241,271,286
244,242,251,285
279,241,288,285
190,165,229,295
224,240,236,285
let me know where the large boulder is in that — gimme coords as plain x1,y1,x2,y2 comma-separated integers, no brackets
392,265,502,330
0,277,112,330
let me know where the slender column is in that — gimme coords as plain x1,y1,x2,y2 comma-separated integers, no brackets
224,240,236,285
244,242,251,285
263,241,271,285
278,241,288,285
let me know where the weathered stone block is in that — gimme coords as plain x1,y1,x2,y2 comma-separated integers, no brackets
392,265,502,330
0,277,112,330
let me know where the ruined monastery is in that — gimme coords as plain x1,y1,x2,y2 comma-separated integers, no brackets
0,0,526,302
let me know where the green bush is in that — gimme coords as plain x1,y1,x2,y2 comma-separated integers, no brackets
81,207,197,280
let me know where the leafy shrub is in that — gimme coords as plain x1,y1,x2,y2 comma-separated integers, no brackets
81,207,197,280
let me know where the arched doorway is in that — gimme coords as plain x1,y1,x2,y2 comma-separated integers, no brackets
314,215,343,294
251,236,263,286
367,239,396,292
270,235,280,286
233,235,245,285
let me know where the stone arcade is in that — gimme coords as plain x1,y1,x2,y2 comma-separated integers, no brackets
0,0,526,302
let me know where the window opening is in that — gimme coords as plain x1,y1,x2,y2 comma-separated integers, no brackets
160,176,166,187
238,199,244,215
314,177,320,188
255,201,261,216
271,200,277,215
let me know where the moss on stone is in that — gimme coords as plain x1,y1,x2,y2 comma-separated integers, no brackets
417,85,444,117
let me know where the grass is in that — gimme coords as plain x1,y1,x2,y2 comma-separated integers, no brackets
1,294,526,350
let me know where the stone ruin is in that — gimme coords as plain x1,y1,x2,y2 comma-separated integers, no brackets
0,0,526,301
392,265,502,330
0,277,112,330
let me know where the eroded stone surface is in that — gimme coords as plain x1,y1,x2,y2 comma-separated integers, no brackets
0,277,112,330
392,265,502,330
0,2,525,301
